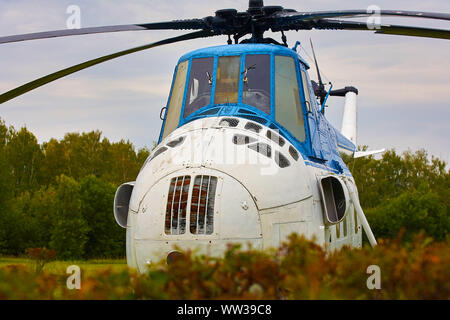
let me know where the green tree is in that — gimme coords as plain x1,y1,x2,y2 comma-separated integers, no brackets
101,140,149,185
79,175,125,258
40,138,69,185
343,148,449,241
0,119,12,204
366,186,449,241
0,186,58,255
0,118,13,253
6,126,43,195
343,149,449,209
0,120,153,258
49,175,89,260
0,117,7,148
40,131,150,187
53,131,109,180
21,186,57,248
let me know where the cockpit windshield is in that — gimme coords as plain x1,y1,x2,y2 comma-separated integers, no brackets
242,54,271,114
214,56,240,104
161,50,307,143
184,57,214,117
161,60,188,140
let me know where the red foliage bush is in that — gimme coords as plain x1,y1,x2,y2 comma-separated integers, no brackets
1,234,449,299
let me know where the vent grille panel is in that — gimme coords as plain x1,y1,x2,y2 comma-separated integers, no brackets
238,108,256,115
244,122,263,133
165,176,191,235
248,143,272,158
232,134,257,145
239,115,267,125
150,146,168,161
219,118,239,127
190,175,217,235
198,107,220,116
289,146,299,161
275,151,290,168
167,136,185,148
266,130,285,147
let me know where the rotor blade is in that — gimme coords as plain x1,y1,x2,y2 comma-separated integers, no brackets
272,9,450,24
0,19,207,44
0,30,214,104
309,19,450,40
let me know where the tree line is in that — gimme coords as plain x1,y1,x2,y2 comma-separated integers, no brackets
342,149,449,242
0,117,150,259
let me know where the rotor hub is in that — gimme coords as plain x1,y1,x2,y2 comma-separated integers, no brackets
248,0,264,15
215,9,238,20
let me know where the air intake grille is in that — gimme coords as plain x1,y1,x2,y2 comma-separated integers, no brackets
275,151,290,168
244,122,262,133
198,107,220,116
219,118,239,127
232,134,257,145
167,136,185,148
239,115,267,125
238,108,256,115
190,175,217,235
248,142,272,158
289,146,299,161
165,176,191,235
150,146,168,161
266,130,285,147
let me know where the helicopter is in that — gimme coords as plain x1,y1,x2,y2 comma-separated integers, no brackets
0,1,449,273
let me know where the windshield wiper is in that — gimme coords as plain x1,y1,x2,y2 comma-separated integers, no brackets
206,71,212,85
242,64,256,84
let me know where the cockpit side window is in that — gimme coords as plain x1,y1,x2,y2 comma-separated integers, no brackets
300,70,313,113
162,60,188,140
274,55,306,142
214,56,240,104
184,57,214,117
243,54,271,114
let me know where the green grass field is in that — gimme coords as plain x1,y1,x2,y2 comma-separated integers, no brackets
0,256,128,276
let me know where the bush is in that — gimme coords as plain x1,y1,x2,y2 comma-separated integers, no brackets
366,187,449,242
26,248,57,274
0,235,448,300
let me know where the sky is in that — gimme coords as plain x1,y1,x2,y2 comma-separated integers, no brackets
0,0,449,163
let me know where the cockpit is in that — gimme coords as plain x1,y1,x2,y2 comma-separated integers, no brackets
159,44,316,149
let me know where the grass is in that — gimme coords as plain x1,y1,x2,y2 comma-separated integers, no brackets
0,256,128,276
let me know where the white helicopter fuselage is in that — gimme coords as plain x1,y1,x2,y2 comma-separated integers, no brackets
119,116,362,272
111,43,378,272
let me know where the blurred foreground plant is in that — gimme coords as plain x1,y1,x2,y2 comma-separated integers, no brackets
1,234,449,300
25,247,57,274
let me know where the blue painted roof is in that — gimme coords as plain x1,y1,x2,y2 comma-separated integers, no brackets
178,44,310,69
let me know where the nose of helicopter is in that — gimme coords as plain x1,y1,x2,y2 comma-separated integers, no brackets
126,117,312,271
130,117,311,212
132,166,263,272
